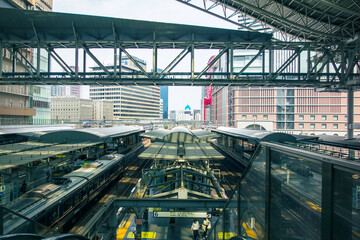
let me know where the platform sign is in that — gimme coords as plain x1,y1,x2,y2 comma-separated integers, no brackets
127,232,156,238
218,232,235,239
153,211,211,218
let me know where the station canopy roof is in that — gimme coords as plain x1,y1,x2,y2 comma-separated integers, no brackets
0,8,272,49
138,142,224,161
0,125,74,136
213,127,297,143
0,142,99,170
39,126,143,143
141,127,219,143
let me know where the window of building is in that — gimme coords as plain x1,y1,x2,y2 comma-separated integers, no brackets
310,115,315,120
333,124,338,129
322,124,327,129
345,115,347,120
299,115,304,120
322,115,327,120
333,116,338,120
242,115,247,120
253,115,257,120
299,123,304,128
310,124,315,129
263,115,268,120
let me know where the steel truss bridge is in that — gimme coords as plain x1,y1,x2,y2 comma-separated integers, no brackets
0,8,359,89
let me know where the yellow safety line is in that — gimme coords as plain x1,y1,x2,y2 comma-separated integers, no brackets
117,215,134,240
243,222,257,239
353,230,360,238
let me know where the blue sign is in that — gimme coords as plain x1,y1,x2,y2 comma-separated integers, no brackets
185,105,191,111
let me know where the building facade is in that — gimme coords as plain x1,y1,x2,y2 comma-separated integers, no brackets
211,51,360,136
93,100,113,121
51,97,94,123
89,56,161,120
0,0,53,125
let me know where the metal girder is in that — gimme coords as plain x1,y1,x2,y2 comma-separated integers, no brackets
236,46,265,78
195,46,229,79
5,47,36,78
158,45,191,78
118,45,150,79
82,45,111,77
113,198,239,209
45,48,74,78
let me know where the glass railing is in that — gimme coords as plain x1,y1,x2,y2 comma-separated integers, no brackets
208,141,360,240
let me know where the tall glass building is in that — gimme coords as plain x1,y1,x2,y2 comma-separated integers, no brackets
160,86,168,119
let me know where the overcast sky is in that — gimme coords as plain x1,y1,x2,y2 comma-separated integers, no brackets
52,0,237,111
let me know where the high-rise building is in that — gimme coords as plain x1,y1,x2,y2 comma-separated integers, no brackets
51,85,80,98
90,56,161,120
160,86,168,119
0,0,53,125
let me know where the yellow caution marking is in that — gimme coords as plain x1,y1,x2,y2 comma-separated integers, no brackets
243,222,257,239
116,215,134,240
127,232,157,238
217,232,235,239
353,230,360,237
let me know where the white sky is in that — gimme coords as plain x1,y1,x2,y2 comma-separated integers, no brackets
52,0,238,111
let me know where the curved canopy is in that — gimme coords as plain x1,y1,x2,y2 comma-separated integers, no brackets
208,0,360,42
213,127,297,143
39,126,142,143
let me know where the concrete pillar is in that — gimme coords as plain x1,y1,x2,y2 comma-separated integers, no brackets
347,87,354,139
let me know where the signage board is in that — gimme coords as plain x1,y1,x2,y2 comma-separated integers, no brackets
153,211,211,218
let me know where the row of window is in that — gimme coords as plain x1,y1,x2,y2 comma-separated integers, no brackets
242,115,269,120
300,115,344,121
299,123,340,129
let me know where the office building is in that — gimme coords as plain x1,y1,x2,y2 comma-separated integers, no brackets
93,100,113,121
90,56,161,120
51,97,94,123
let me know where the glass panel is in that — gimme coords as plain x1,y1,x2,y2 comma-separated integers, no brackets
270,150,322,239
277,106,285,113
277,122,285,129
286,97,294,105
333,168,360,240
277,114,285,121
286,114,294,121
239,147,267,239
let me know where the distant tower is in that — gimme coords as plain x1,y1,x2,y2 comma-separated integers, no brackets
160,86,168,119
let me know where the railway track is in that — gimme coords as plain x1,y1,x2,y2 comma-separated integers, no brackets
210,155,245,197
68,156,152,234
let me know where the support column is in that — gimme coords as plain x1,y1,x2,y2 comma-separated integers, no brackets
119,47,122,78
347,87,354,139
153,43,157,76
0,45,3,77
83,49,86,77
12,48,16,74
75,44,79,79
47,48,51,77
37,43,41,77
114,43,117,78
191,44,194,79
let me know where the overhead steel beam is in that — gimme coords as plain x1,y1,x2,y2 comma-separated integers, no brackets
82,45,112,77
118,45,150,78
236,46,265,78
113,198,239,209
195,46,229,79
158,45,191,79
46,48,74,78
5,47,36,78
